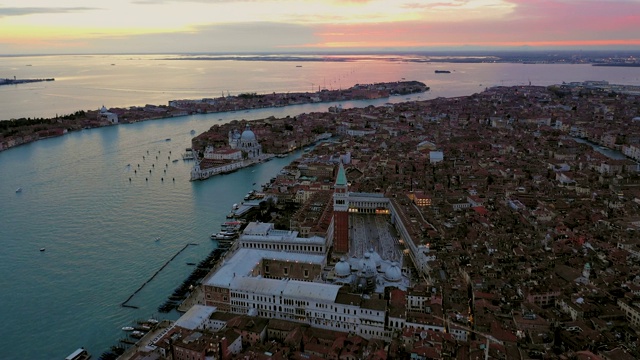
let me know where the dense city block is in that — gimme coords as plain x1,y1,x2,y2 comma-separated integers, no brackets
114,81,640,360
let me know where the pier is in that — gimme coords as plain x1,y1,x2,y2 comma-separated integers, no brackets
121,243,199,308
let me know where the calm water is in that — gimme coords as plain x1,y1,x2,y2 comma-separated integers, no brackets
2,54,640,120
1,55,640,359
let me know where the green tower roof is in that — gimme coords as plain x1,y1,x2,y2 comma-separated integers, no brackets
335,162,347,186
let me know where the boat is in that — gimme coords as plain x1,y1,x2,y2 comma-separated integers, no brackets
147,318,159,324
211,232,237,240
15,187,22,193
434,70,451,74
172,159,179,163
65,347,91,360
155,237,160,242
131,331,145,338
221,221,242,233
182,148,195,160
122,326,134,331
165,138,171,141
40,248,45,252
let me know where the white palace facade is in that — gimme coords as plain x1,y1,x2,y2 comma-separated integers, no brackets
202,248,393,340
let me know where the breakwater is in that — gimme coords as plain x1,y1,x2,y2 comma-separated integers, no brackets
121,243,199,309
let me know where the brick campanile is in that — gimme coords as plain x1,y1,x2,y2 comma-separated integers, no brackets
333,161,349,253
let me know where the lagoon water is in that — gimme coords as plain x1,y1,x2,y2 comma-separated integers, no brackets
1,54,640,359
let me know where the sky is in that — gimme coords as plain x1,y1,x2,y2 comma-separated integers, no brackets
1,0,639,54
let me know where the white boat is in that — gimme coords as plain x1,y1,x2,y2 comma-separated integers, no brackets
65,347,91,360
147,318,159,324
221,221,242,231
15,187,22,193
40,248,45,252
212,232,237,240
122,326,134,331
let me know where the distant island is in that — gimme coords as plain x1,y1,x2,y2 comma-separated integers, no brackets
158,50,640,66
0,77,54,86
0,80,428,152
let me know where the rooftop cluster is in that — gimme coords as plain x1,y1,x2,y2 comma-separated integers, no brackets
220,83,640,358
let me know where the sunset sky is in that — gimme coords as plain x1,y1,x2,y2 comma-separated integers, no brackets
1,0,639,54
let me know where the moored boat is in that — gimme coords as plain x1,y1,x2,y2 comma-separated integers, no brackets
65,347,91,360
131,330,145,338
211,232,237,240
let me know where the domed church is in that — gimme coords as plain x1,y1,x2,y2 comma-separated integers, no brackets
229,124,262,159
328,248,409,293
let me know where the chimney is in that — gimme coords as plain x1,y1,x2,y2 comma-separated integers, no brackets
221,337,228,360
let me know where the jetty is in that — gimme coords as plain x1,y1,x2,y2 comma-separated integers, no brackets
121,243,198,308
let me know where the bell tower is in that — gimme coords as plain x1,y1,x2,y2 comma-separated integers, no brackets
333,161,349,253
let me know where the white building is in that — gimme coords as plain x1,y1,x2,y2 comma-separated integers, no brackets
229,125,262,159
97,105,118,124
202,248,391,340
238,222,327,255
203,146,243,161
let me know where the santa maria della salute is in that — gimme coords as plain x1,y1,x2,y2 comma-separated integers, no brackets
191,124,267,180
228,124,262,159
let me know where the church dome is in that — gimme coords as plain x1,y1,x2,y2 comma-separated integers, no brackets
384,261,402,282
368,247,382,267
241,125,256,142
335,257,351,277
361,253,377,275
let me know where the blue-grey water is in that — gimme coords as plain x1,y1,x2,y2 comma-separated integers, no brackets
2,55,640,359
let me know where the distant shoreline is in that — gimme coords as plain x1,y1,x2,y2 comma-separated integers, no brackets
0,80,428,152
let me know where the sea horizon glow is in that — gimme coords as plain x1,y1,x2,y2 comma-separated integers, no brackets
1,0,640,55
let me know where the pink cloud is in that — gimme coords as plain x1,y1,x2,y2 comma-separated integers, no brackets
308,0,640,48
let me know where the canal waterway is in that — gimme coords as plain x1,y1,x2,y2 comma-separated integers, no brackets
573,137,628,160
